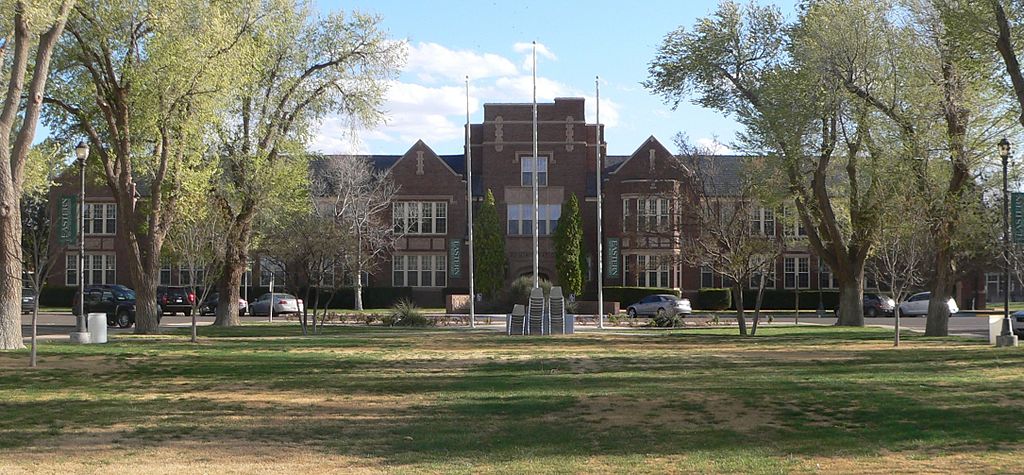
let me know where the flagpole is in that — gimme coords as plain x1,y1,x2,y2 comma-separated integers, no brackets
465,76,476,329
532,41,539,289
596,76,605,329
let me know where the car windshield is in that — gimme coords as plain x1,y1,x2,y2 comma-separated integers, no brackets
118,289,136,300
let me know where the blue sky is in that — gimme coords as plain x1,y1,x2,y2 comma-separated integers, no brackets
312,0,799,156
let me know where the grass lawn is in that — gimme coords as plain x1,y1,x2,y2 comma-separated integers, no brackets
1,326,1022,473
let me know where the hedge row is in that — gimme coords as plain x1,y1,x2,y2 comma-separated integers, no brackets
695,288,731,310
739,289,840,310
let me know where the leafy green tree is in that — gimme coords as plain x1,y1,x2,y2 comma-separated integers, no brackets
553,193,584,297
208,4,403,326
44,0,260,333
473,189,506,298
0,1,73,350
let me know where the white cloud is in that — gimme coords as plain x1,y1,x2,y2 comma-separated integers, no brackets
696,137,735,155
512,41,557,71
313,41,627,154
404,42,518,83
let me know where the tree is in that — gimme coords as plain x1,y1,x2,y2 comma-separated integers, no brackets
672,138,782,336
44,0,261,333
209,5,403,326
473,189,507,299
990,0,1024,128
869,221,928,347
0,0,73,350
165,186,225,343
312,156,398,310
646,1,892,328
19,144,65,365
553,193,584,297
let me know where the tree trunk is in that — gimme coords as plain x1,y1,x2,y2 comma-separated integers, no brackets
0,210,25,349
926,250,956,336
133,272,161,333
733,284,747,336
894,305,901,347
354,232,364,311
751,277,766,336
30,301,38,367
213,219,251,327
836,278,864,327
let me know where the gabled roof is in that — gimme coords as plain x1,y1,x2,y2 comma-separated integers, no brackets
391,140,460,176
608,136,674,175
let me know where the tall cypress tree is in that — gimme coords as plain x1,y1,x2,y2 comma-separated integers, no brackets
474,189,507,298
554,193,585,296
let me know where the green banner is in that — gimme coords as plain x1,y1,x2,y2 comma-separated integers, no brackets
1014,192,1024,244
449,239,462,279
606,237,621,279
57,195,78,245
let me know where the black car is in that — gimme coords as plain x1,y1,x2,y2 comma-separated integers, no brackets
834,292,896,317
21,288,37,314
157,286,195,316
72,284,137,328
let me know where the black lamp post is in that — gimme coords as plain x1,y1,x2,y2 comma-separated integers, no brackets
1000,138,1014,340
75,141,89,335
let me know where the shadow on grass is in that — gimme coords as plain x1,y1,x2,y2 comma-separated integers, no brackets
0,325,1022,470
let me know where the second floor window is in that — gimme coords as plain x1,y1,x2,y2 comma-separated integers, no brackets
623,197,671,232
394,201,447,235
782,206,807,237
521,156,548,187
84,203,116,235
750,206,775,236
508,204,560,236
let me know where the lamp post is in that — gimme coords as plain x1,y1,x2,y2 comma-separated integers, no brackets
74,141,89,337
998,138,1019,347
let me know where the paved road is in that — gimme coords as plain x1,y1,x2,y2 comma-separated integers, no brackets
23,311,998,342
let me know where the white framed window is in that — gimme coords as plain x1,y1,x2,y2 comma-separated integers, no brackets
67,253,115,286
782,206,807,237
784,256,810,289
636,255,670,288
750,206,775,236
259,256,286,287
624,197,670,232
507,204,560,236
392,254,446,287
700,265,715,288
83,203,116,235
521,156,548,187
159,265,172,286
394,201,447,235
819,264,838,289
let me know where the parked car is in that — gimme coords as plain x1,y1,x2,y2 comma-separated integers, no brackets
157,286,196,316
199,293,247,316
21,288,37,314
72,284,138,328
834,293,895,318
1010,311,1024,336
898,292,959,317
625,294,692,319
248,293,304,316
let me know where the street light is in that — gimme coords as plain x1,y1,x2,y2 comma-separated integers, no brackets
74,141,89,338
998,138,1018,347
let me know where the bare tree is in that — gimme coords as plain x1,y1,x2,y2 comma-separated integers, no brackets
670,136,783,336
312,156,398,311
869,224,929,347
166,210,225,343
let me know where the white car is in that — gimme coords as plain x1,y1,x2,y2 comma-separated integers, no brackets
249,293,304,316
626,294,692,318
898,292,958,317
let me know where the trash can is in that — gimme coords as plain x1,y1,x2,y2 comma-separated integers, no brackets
88,313,108,344
989,315,1005,345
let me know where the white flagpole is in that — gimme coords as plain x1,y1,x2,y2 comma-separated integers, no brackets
466,76,476,329
532,41,540,289
596,76,605,329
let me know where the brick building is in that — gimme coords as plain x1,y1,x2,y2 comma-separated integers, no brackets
45,97,988,309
